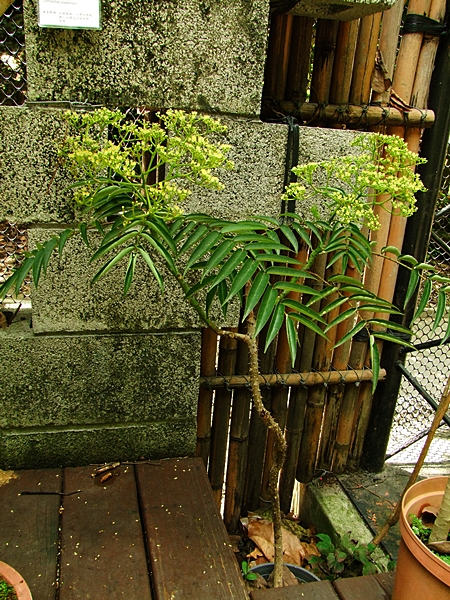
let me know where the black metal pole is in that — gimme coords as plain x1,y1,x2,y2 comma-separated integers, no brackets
361,18,450,472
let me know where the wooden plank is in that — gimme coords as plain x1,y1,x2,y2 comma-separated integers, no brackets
374,571,395,597
250,579,339,599
0,468,61,599
136,457,248,600
59,465,151,600
332,574,391,600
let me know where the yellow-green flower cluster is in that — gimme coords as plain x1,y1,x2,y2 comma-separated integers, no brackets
60,108,233,221
283,133,426,230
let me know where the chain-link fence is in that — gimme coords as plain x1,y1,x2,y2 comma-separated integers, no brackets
387,151,450,459
1,0,27,106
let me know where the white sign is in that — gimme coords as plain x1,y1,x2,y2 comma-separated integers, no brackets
39,0,101,30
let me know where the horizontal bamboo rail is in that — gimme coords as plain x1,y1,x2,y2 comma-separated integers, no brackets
200,368,385,389
270,100,434,127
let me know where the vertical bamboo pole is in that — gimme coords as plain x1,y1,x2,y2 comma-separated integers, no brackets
295,251,330,483
329,19,360,105
349,0,438,469
263,13,294,105
224,322,251,533
310,19,339,105
285,16,315,104
349,13,382,105
208,329,238,508
196,328,218,466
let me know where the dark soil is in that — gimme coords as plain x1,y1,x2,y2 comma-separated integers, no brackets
0,577,17,600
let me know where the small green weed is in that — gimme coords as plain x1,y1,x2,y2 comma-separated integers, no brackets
410,514,450,565
0,577,17,600
308,533,394,580
241,561,258,581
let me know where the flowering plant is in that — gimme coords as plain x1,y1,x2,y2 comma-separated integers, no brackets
0,109,445,587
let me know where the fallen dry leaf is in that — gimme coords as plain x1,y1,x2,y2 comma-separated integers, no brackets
0,470,17,487
248,517,310,566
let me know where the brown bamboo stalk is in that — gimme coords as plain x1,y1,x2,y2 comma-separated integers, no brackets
275,101,435,127
371,0,406,106
224,324,251,533
285,16,315,104
242,323,277,513
310,19,339,105
263,13,294,105
208,329,238,508
196,328,218,467
349,13,382,105
329,20,360,105
296,251,330,483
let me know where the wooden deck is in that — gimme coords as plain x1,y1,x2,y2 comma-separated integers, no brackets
0,457,247,600
0,456,396,600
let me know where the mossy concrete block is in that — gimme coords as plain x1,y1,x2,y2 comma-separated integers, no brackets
0,419,197,469
183,116,287,221
302,478,389,566
24,0,269,115
287,0,397,21
0,315,201,428
0,106,74,224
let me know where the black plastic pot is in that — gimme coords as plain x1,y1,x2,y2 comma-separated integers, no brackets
249,563,320,583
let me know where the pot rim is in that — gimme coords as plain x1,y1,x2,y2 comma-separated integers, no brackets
0,561,33,600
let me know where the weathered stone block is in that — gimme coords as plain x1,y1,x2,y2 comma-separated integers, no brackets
0,315,200,428
0,106,74,224
0,420,197,469
0,109,287,225
24,0,270,115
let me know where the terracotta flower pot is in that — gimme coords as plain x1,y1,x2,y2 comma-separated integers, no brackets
0,561,32,600
392,476,450,600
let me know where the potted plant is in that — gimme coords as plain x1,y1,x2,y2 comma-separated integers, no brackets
0,108,442,587
0,561,32,600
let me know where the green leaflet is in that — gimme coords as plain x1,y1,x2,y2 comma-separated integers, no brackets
137,246,164,293
369,334,380,393
368,319,412,335
325,307,357,331
42,238,59,274
432,289,447,334
357,304,402,314
184,231,221,273
279,225,299,253
328,274,364,287
211,249,247,288
173,220,197,244
92,246,134,284
288,313,328,339
410,276,430,320
382,245,401,257
243,271,270,321
253,254,302,266
291,222,313,248
139,232,176,273
178,224,208,256
264,303,286,352
254,286,278,337
220,221,268,233
90,231,140,263
79,223,89,246
223,258,259,305
371,331,415,349
285,315,298,366
205,284,217,316
58,229,72,256
12,257,34,296
217,280,229,318
281,298,327,325
266,266,314,278
333,320,367,349
203,239,236,278
273,281,320,296
142,219,177,255
123,252,137,295
320,296,349,316
244,242,291,253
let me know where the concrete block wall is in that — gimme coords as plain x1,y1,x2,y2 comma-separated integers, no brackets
0,0,363,468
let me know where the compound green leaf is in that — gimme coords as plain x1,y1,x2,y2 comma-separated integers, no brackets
184,231,221,272
264,303,286,351
223,258,259,304
243,271,270,320
137,246,164,293
255,286,278,337
369,334,380,393
92,245,134,284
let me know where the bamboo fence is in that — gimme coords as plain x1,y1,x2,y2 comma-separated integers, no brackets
196,2,444,530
